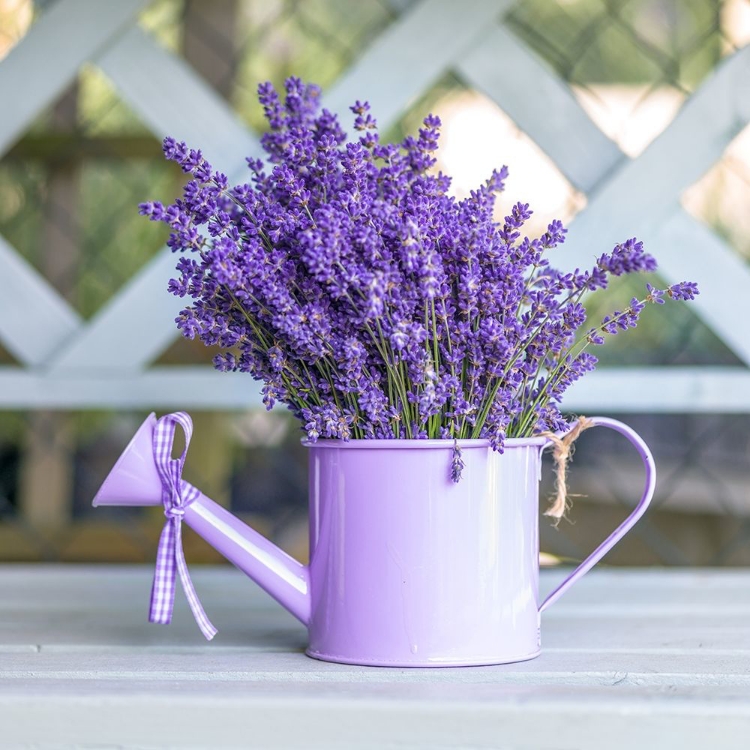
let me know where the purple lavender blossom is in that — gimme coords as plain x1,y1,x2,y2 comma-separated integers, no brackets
451,440,465,483
141,77,699,453
667,281,700,301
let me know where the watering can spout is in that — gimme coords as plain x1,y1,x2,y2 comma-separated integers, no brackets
93,413,310,626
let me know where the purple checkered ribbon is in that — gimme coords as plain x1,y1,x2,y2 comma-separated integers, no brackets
149,411,217,640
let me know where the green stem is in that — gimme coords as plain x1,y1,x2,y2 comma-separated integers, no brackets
515,299,648,436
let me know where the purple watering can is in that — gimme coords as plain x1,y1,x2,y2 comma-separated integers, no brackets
93,411,655,667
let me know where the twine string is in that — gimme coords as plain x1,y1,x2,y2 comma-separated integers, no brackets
541,416,595,525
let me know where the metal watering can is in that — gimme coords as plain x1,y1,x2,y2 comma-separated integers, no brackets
93,411,655,667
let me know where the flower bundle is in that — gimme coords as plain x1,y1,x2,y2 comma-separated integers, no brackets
141,77,697,474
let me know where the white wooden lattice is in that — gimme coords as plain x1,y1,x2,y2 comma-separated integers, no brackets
1,0,749,411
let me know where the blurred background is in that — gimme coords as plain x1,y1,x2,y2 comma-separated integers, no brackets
1,0,750,567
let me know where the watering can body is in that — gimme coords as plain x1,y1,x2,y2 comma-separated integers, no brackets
94,413,655,667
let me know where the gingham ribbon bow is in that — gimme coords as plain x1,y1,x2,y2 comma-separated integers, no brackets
149,411,217,640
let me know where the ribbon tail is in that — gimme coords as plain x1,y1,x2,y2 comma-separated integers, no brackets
149,519,177,625
174,522,218,641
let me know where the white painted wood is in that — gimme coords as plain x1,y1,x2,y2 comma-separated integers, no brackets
3,565,747,604
4,366,750,410
50,0,514,373
1,566,749,749
0,0,149,157
647,211,750,365
47,250,194,373
96,25,263,176
0,235,81,366
49,10,750,393
1,688,747,750
562,366,750,412
465,32,750,368
0,0,147,367
0,3,261,375
457,23,624,193
49,24,264,372
0,366,263,408
0,2,748,412
5,649,750,686
325,0,514,134
559,45,750,270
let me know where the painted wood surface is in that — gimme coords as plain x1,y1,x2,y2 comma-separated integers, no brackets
4,365,750,411
49,24,263,373
1,566,748,748
50,0,512,374
465,33,750,368
0,0,149,157
0,0,147,368
326,0,513,134
1,0,750,412
0,235,81,367
457,22,624,194
649,211,750,366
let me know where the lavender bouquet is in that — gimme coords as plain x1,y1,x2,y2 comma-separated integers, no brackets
141,78,697,472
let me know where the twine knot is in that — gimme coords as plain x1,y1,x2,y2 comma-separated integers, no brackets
541,416,595,526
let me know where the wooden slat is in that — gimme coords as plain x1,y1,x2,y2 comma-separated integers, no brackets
0,0,149,370
0,685,747,750
462,27,750,367
4,568,750,647
325,0,514,133
463,33,750,368
2,2,747,413
96,25,262,173
4,366,750,410
48,23,263,372
4,649,750,685
0,0,149,157
560,46,750,265
648,211,750,365
561,366,750,412
47,249,190,373
1,567,750,749
54,8,750,380
0,366,263,408
456,23,624,193
49,0,513,373
0,235,81,366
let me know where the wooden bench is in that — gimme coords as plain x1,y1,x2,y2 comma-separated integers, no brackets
1,565,749,748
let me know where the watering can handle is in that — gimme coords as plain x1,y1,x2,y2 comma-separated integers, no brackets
538,416,656,613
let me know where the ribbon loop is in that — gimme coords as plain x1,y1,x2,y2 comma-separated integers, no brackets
149,411,217,641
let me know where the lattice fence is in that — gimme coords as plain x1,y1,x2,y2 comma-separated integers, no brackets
1,0,750,564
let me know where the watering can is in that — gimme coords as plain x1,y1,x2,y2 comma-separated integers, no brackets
93,411,655,667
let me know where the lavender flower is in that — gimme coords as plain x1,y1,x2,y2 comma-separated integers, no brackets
667,281,699,301
451,439,465,483
141,77,699,455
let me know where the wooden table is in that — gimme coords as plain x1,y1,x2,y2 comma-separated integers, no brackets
1,565,749,749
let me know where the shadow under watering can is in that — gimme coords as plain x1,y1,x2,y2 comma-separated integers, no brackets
93,410,655,667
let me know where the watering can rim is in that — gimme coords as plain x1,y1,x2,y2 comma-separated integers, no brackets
301,436,551,450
